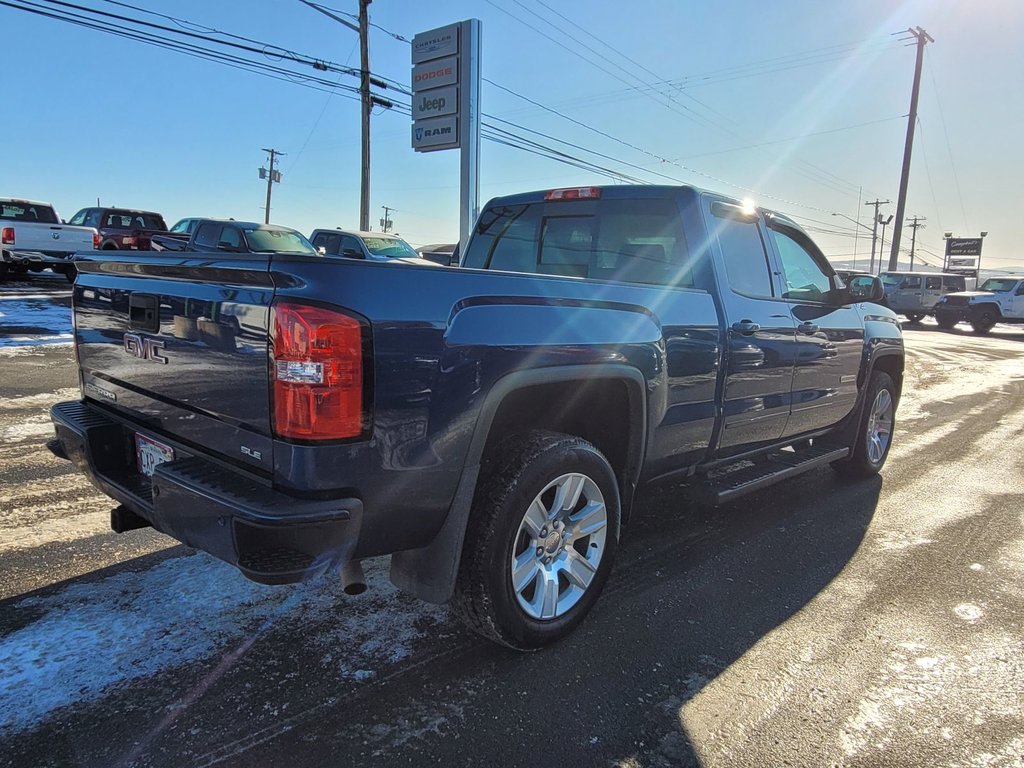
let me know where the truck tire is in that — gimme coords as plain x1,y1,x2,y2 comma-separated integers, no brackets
905,312,924,323
935,313,957,330
970,306,998,335
452,430,620,650
832,370,896,480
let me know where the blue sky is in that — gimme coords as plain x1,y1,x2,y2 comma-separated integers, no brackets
3,0,1021,270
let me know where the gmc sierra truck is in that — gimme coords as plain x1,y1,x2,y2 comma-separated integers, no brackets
0,197,99,281
50,185,904,649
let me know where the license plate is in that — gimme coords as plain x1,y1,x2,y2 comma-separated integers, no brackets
135,433,174,477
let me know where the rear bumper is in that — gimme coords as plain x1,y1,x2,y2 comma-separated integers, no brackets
3,249,77,266
50,400,363,584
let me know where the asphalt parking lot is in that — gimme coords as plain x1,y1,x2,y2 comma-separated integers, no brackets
1,274,1022,767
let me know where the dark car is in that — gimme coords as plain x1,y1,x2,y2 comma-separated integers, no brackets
67,207,168,250
151,219,316,255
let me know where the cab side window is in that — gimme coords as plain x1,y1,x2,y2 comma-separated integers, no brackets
194,222,220,249
68,210,88,226
339,236,363,257
900,276,921,289
218,226,242,251
769,228,832,302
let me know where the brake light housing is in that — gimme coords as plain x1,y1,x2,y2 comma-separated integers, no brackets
271,302,366,441
92,231,100,249
544,187,602,201
1,227,14,245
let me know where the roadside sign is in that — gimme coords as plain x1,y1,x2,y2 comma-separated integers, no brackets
946,237,983,257
412,85,458,120
412,116,459,151
411,19,481,260
411,22,459,65
412,56,458,90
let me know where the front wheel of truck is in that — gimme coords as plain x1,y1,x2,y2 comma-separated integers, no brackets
832,370,896,480
452,430,620,650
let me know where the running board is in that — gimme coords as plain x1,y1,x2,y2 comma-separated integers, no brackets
696,446,849,506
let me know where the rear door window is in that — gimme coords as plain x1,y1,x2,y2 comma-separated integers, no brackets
926,276,942,290
713,215,774,298
942,276,965,291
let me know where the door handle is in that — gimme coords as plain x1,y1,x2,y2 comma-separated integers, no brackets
731,320,760,336
797,321,819,335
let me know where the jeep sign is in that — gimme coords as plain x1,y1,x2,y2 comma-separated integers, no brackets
413,85,458,119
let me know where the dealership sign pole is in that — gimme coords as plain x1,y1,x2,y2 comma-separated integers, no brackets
411,20,481,260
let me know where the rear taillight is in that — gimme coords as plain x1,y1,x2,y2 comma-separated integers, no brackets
1,227,14,245
92,231,100,249
271,302,364,440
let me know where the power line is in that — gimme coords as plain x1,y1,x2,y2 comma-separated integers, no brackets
927,57,969,232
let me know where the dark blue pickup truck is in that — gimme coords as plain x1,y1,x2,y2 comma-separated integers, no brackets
50,185,903,649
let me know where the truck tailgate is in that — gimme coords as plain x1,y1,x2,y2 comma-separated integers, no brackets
74,253,275,474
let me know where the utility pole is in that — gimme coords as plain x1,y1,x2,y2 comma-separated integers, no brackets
380,205,394,233
906,216,926,270
359,0,372,232
878,215,893,274
260,147,284,224
888,26,934,270
865,199,890,274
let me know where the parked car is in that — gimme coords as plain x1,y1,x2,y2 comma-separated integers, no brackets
309,228,436,265
149,219,317,255
878,270,966,322
0,197,98,281
67,207,168,251
933,275,1024,334
50,184,902,650
416,242,458,266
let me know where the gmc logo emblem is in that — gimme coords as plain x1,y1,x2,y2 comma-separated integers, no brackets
123,332,167,364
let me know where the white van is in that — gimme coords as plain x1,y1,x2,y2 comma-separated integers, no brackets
879,271,967,322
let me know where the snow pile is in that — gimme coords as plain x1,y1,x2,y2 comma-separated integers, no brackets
0,554,445,737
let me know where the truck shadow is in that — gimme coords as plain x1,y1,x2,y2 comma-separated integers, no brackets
201,467,881,767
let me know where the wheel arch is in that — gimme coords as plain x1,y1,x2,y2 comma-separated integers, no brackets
390,364,648,604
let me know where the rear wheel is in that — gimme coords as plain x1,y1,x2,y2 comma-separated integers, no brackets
453,430,620,650
832,370,896,480
905,312,924,323
971,306,998,335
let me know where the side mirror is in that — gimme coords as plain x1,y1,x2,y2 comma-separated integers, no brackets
317,246,326,256
847,274,885,303
217,241,239,253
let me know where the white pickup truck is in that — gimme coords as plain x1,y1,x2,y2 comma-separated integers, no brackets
933,275,1024,334
1,197,98,282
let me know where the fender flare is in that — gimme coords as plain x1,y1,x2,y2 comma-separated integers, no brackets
390,364,648,604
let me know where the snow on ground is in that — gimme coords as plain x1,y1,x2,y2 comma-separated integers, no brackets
0,299,72,348
0,554,446,738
